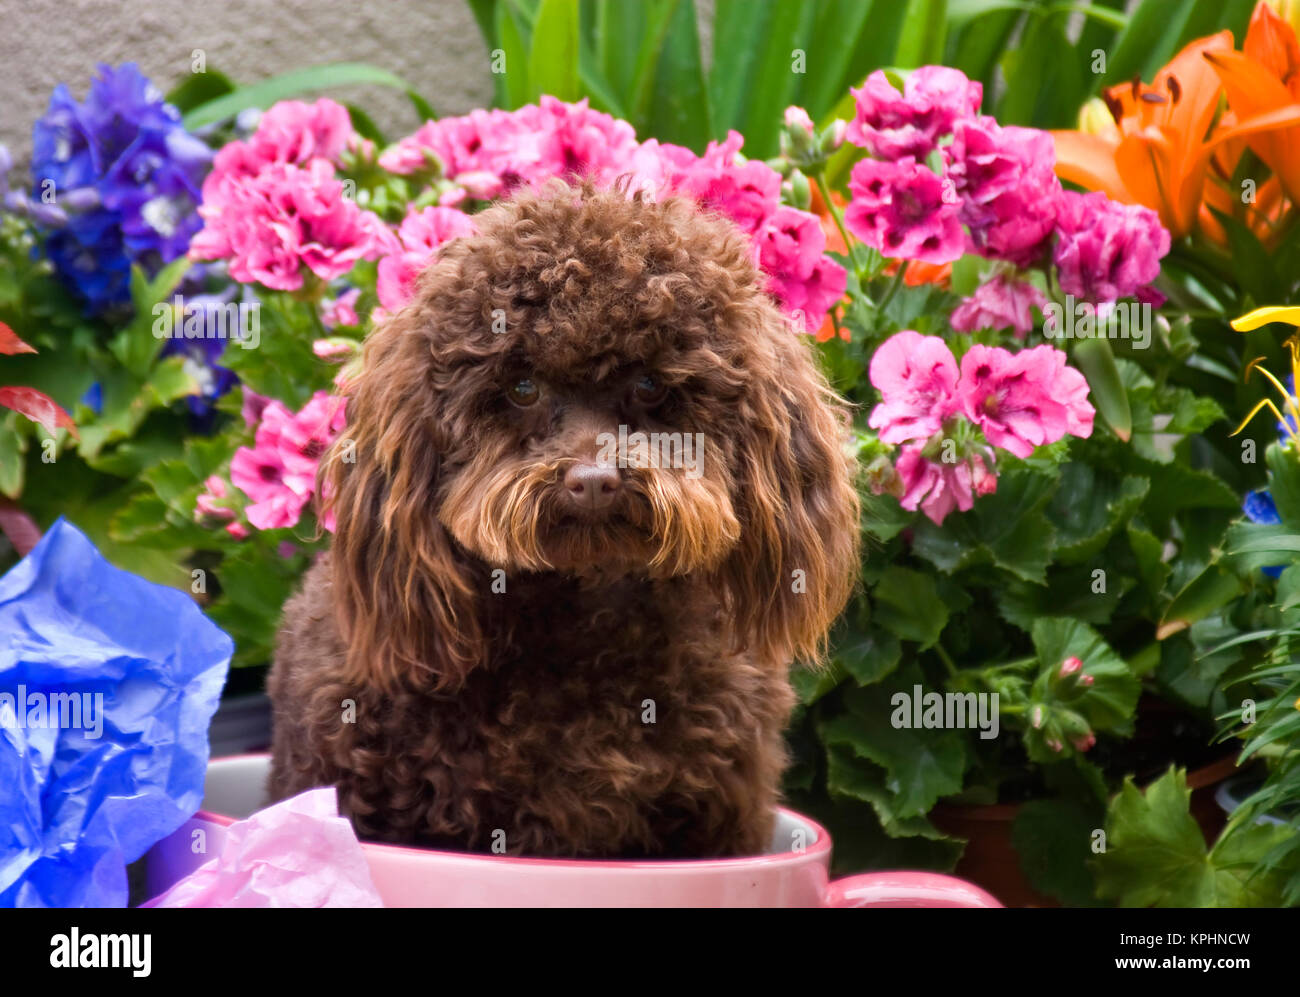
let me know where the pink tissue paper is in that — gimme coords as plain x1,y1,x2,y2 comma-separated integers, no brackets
142,787,383,908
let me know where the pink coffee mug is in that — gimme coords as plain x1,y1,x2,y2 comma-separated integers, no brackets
143,753,1001,908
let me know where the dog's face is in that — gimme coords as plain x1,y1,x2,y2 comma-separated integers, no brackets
324,183,859,687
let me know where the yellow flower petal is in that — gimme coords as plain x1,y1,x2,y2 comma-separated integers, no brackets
1231,305,1300,330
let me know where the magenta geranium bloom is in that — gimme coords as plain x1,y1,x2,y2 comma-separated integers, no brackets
845,157,964,264
1053,190,1170,304
867,330,960,444
847,66,982,160
757,205,847,331
958,344,1095,458
950,274,1049,337
945,117,1061,267
376,205,478,311
896,445,995,525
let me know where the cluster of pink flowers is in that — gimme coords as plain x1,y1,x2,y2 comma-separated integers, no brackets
197,389,346,533
843,66,1169,329
190,99,393,291
378,98,844,329
375,204,478,313
868,330,1094,524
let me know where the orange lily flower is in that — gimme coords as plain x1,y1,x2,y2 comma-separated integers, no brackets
1204,2,1300,205
1052,31,1234,239
1053,12,1300,242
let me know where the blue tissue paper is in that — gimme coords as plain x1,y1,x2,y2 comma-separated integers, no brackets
0,518,231,907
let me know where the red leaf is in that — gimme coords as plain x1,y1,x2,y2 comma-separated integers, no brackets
0,386,79,439
0,321,37,356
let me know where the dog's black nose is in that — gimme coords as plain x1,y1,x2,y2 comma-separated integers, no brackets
564,461,621,512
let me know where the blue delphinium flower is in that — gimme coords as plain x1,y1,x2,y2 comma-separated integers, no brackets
27,64,212,315
1243,488,1285,579
159,285,240,425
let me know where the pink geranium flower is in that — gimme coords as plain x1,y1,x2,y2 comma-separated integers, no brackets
945,117,1061,266
847,66,983,160
320,288,361,329
867,331,961,444
668,131,782,237
1053,190,1170,304
950,274,1049,337
375,205,478,311
845,157,964,264
958,344,1095,457
895,445,996,525
278,392,346,479
246,99,353,168
191,159,389,291
227,391,347,532
757,206,848,332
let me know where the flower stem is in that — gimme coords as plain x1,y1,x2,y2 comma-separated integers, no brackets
933,642,958,677
815,173,855,262
877,260,909,314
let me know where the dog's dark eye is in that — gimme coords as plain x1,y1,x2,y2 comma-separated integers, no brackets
633,374,666,405
508,378,540,407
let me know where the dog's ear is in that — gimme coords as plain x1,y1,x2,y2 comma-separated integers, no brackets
716,301,860,668
320,302,483,692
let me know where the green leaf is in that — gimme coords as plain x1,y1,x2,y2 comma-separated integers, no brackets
911,464,1059,583
1072,336,1131,442
530,0,580,101
996,12,1084,128
1095,767,1297,907
872,565,949,649
894,0,949,68
791,657,847,705
643,0,712,151
798,0,893,119
819,673,968,818
997,560,1122,631
1219,212,1283,305
1047,464,1149,563
406,90,437,123
1127,523,1171,599
165,69,236,113
830,618,902,686
824,743,954,839
1012,798,1107,907
1094,768,1212,907
344,103,386,145
726,0,819,158
0,420,26,498
1158,563,1243,640
1266,441,1300,529
109,258,192,378
183,64,420,129
1102,0,1200,87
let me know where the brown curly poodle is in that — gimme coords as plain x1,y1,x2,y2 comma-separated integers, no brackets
267,181,860,858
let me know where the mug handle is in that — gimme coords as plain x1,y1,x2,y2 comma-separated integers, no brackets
824,871,1002,908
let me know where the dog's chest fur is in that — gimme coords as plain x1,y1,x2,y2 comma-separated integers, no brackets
268,560,793,857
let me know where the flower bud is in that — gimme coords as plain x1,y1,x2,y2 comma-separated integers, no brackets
1076,96,1118,137
783,169,811,211
864,453,904,499
819,119,848,156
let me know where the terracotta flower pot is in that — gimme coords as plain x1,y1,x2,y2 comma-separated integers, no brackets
931,753,1240,908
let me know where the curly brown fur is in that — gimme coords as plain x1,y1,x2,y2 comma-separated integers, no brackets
267,181,859,857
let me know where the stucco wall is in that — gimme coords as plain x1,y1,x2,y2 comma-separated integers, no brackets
0,0,496,162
